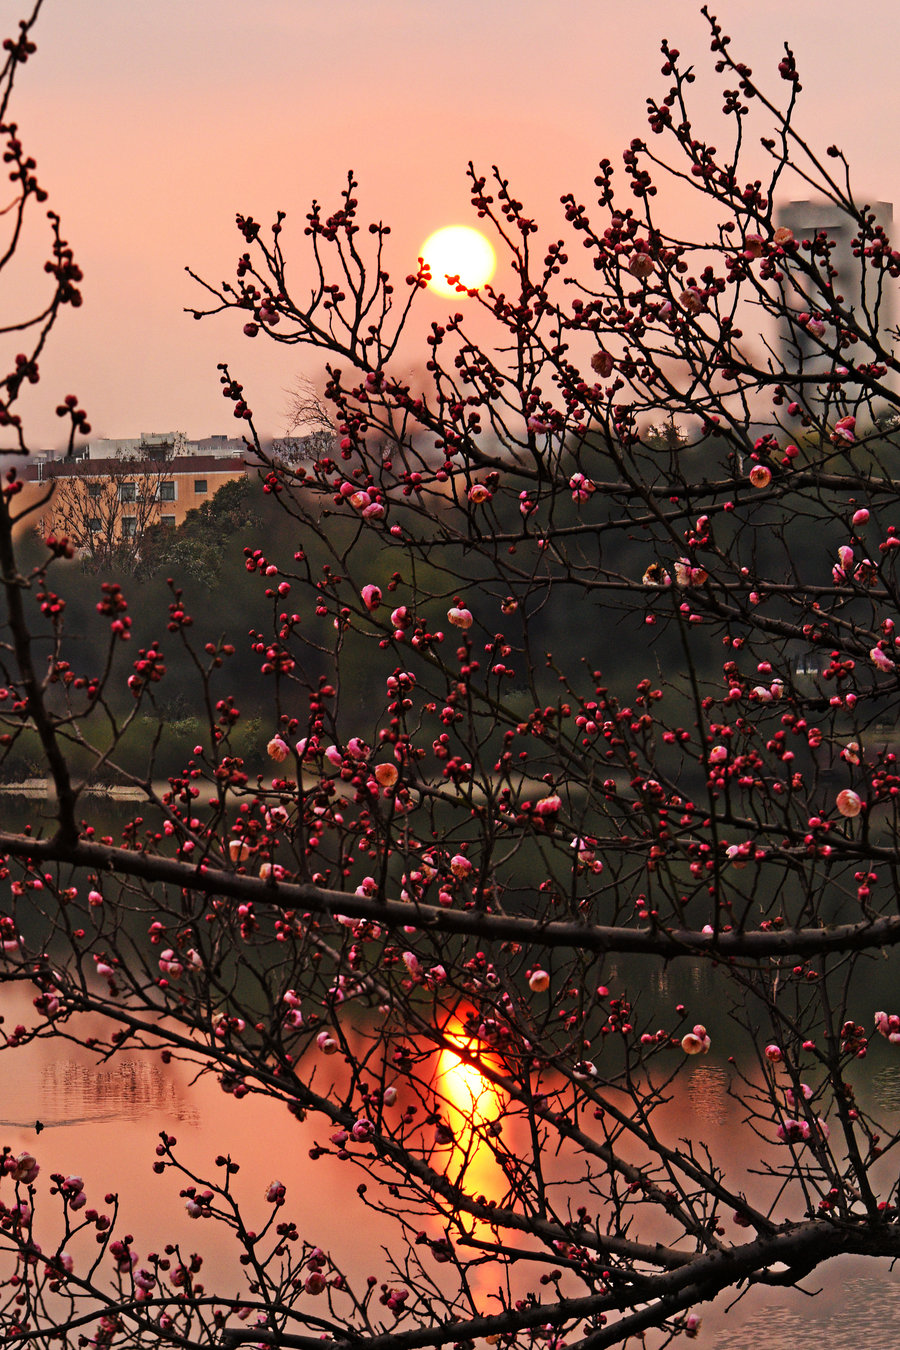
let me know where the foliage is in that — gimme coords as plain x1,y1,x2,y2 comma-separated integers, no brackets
4,5,900,1349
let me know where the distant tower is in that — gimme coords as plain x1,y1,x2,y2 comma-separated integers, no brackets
775,199,894,399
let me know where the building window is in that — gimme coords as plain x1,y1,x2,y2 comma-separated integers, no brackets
122,517,137,538
194,479,207,494
88,517,101,533
161,514,176,527
87,482,103,499
158,481,176,502
119,481,136,503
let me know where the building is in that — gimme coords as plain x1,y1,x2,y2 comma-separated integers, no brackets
15,431,251,550
775,198,894,392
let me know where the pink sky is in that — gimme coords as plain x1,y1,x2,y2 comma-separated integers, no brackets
9,0,899,448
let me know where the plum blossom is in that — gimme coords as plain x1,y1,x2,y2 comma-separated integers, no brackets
870,645,895,672
374,762,398,788
467,484,491,504
874,1011,900,1044
569,472,595,502
673,559,708,587
776,1116,828,1145
448,605,473,629
360,584,382,611
764,1044,783,1062
8,1151,39,1183
681,1024,711,1055
266,736,290,763
748,464,771,489
836,789,862,818
590,349,614,378
534,794,562,818
628,251,655,279
529,969,550,993
832,415,857,444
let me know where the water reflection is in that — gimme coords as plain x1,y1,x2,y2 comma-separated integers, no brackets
2,984,900,1346
435,1029,506,1201
685,1062,730,1127
709,1271,900,1348
870,1064,900,1113
37,1059,200,1127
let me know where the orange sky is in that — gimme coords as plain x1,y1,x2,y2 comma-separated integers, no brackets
9,0,900,448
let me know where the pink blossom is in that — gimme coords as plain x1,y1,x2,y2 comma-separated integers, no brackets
806,318,826,339
448,606,473,629
708,745,728,764
229,839,251,863
773,226,794,246
875,1011,900,1044
870,645,895,672
316,1031,338,1055
9,1152,39,1183
450,854,473,878
361,584,382,611
529,969,550,993
852,508,870,526
748,464,771,489
569,472,595,503
628,252,655,279
468,484,491,504
534,794,562,817
266,736,290,763
374,762,398,788
590,350,614,378
776,1117,810,1143
402,951,421,980
836,788,862,818
833,415,857,443
88,890,103,907
324,745,343,768
680,287,703,315
764,1044,783,1062
681,1024,710,1055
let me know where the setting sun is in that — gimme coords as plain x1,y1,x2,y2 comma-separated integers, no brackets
420,225,496,298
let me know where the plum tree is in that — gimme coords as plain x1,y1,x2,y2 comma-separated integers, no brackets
3,5,900,1348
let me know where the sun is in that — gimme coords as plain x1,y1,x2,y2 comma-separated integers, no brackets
420,225,496,298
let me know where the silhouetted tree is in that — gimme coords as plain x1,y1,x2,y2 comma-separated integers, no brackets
4,6,900,1348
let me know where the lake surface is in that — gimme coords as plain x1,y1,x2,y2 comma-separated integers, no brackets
4,974,900,1347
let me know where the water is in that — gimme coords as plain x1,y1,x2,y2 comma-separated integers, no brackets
4,977,900,1346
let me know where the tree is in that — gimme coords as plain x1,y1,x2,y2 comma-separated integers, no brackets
5,5,900,1347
